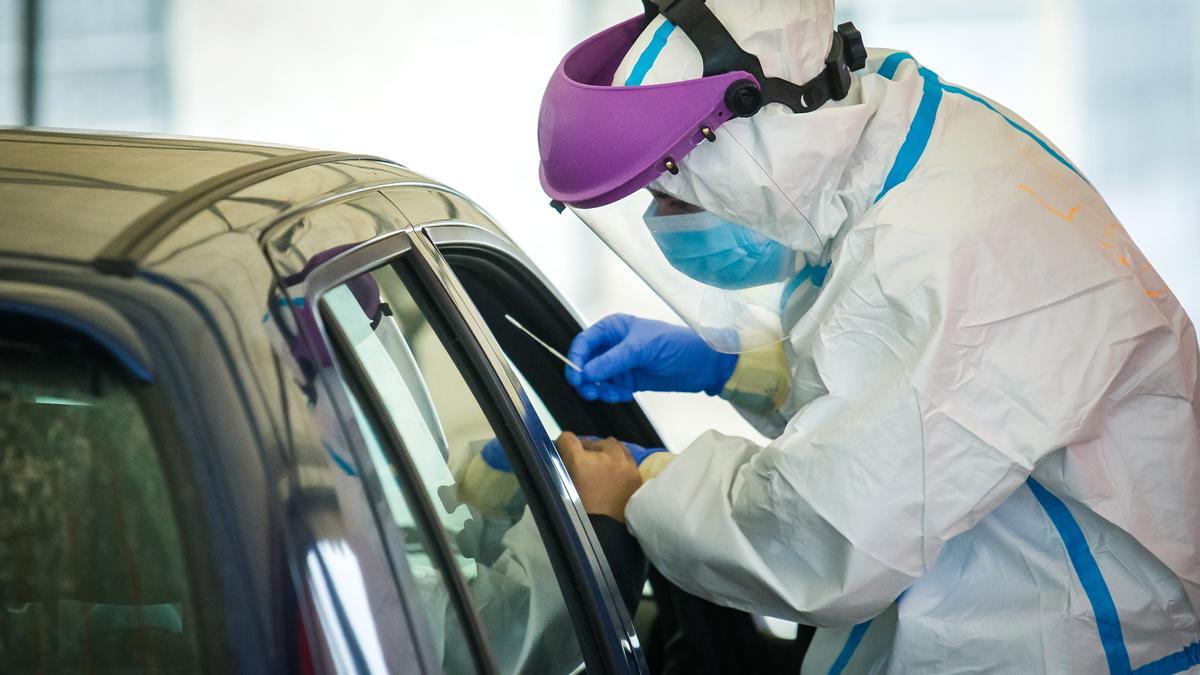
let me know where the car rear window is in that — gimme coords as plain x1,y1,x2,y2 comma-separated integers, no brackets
0,321,206,673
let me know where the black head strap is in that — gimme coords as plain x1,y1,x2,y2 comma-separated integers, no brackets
642,0,660,25
650,0,867,116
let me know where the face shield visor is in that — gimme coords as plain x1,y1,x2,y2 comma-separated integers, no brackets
538,10,864,353
567,182,827,354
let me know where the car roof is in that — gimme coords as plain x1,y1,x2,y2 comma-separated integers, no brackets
0,129,318,261
0,128,516,272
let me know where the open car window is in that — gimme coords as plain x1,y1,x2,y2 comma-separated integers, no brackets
434,239,662,450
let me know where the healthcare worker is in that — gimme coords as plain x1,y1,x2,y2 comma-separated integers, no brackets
537,0,1200,672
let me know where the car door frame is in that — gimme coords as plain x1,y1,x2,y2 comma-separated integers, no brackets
395,203,651,668
415,219,659,624
293,224,644,674
411,227,645,669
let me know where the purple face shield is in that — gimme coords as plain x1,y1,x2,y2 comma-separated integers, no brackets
538,9,866,209
537,15,760,209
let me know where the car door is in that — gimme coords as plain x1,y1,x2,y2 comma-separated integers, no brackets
396,195,816,674
268,203,647,674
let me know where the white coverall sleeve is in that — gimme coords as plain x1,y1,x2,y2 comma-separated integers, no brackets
624,385,1018,627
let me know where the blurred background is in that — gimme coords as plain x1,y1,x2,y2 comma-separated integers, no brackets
2,0,1197,449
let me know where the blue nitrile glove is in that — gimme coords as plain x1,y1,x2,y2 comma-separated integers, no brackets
566,314,738,403
579,435,665,466
618,440,665,466
481,438,513,472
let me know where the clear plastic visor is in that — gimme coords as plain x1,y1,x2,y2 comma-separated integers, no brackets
569,114,830,354
570,189,825,354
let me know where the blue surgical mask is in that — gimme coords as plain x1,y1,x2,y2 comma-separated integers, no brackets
643,207,796,290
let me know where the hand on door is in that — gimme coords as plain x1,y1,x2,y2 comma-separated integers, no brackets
555,432,643,522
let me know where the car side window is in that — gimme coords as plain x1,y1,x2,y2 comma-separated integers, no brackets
0,322,208,673
320,263,585,675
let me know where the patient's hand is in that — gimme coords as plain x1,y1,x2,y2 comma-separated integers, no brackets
555,432,642,522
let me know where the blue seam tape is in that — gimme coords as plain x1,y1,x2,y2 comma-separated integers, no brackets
1028,479,1198,674
778,262,830,314
325,442,357,476
938,82,1082,178
1028,478,1132,674
828,620,873,675
874,51,1083,204
1132,641,1200,675
262,296,305,322
877,51,913,80
624,20,676,87
875,65,943,203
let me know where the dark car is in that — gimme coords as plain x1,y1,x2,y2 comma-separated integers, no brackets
0,129,810,674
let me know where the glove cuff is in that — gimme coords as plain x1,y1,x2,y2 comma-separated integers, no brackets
638,452,675,481
703,351,740,396
623,441,666,466
720,341,790,413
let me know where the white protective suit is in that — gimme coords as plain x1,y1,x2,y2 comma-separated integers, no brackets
616,2,1200,673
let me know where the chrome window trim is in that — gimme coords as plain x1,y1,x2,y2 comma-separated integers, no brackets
257,180,436,245
381,183,506,233
297,229,415,300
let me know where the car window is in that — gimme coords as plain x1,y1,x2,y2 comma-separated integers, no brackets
507,359,562,439
320,263,585,675
0,324,206,673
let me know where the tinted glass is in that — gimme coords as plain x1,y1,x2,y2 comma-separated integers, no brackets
0,325,204,673
321,263,584,674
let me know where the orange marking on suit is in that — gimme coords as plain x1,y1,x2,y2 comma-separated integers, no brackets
1018,184,1080,222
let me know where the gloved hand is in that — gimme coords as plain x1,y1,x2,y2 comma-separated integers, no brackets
566,314,738,403
480,437,513,472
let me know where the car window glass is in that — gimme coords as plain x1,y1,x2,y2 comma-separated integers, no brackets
0,327,206,673
506,359,561,439
321,264,584,675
